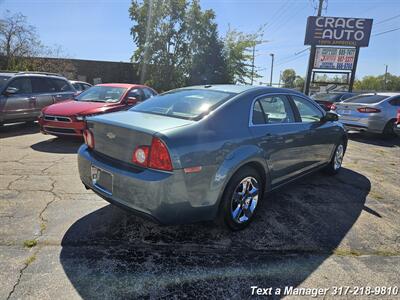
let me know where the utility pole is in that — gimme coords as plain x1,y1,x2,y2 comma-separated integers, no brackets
278,70,282,87
269,53,275,86
304,0,324,95
384,64,388,90
251,45,255,85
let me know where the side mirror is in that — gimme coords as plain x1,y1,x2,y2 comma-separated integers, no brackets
126,96,138,105
321,111,339,122
4,87,18,96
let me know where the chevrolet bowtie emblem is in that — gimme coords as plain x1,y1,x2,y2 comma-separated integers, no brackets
106,132,116,139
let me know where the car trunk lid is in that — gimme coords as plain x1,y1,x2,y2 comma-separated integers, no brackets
86,111,194,164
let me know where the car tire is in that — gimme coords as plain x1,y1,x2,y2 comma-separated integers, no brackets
382,119,396,138
324,141,345,175
217,166,263,231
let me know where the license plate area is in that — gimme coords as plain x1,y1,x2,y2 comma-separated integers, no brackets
339,109,352,115
91,165,113,195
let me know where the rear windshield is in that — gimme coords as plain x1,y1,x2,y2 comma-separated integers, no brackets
0,75,11,89
343,95,388,104
312,93,342,102
75,86,127,103
131,89,235,120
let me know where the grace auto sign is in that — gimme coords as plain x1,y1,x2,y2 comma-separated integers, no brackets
305,16,373,47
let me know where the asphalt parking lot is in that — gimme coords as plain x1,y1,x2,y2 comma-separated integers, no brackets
1,123,399,299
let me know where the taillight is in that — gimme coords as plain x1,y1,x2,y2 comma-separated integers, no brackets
330,103,337,111
83,129,95,149
357,107,381,113
132,137,173,171
396,109,400,123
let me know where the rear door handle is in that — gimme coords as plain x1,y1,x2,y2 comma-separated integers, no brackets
55,94,63,98
28,96,36,101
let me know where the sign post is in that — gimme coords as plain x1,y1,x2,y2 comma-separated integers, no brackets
303,16,373,95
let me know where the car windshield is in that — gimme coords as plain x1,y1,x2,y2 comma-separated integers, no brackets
131,89,236,120
0,75,11,89
312,93,342,102
75,86,127,102
343,95,388,104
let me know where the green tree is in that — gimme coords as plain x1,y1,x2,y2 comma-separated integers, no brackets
185,0,229,85
354,73,400,91
129,0,189,91
281,69,296,88
293,75,305,90
223,27,264,84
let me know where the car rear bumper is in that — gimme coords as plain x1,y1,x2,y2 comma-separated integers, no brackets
338,115,386,133
77,145,219,225
38,117,84,136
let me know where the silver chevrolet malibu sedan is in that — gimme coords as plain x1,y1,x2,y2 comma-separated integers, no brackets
78,85,347,230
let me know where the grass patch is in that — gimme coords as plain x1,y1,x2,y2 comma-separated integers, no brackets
40,222,47,232
24,254,36,265
333,249,362,256
23,239,37,248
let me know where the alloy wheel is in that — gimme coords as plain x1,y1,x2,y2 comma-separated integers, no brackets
230,176,259,224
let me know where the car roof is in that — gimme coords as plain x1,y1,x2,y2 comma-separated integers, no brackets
96,83,147,89
0,72,68,80
177,84,305,96
316,91,355,94
358,92,399,97
70,80,91,85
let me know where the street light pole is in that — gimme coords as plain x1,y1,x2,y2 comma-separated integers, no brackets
269,53,274,86
384,64,388,90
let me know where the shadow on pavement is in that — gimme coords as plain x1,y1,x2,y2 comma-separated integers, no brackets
60,168,371,298
348,132,400,147
31,137,82,154
0,122,39,138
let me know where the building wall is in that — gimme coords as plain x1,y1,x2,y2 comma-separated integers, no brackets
0,56,140,85
66,58,140,84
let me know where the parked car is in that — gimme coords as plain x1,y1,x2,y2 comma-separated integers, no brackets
311,92,358,111
394,109,400,137
39,83,157,137
78,85,346,230
0,72,76,126
335,93,400,137
70,80,92,93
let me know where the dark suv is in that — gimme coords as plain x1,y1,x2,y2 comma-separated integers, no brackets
0,72,76,125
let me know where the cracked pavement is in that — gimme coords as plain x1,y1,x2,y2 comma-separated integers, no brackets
0,122,399,299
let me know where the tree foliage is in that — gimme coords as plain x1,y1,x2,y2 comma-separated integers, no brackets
0,10,73,75
223,27,264,85
354,73,400,91
281,68,296,88
129,0,263,91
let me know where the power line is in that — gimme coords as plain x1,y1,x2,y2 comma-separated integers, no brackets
375,14,400,25
372,27,400,37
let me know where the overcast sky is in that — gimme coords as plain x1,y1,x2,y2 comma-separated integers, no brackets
1,0,399,84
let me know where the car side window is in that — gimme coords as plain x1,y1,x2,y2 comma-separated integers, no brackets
7,77,32,94
128,88,144,101
252,95,295,125
292,96,323,123
72,83,83,91
389,97,400,106
51,79,74,92
31,77,55,93
143,88,155,100
83,84,91,90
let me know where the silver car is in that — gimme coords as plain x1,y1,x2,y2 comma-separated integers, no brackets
335,93,400,137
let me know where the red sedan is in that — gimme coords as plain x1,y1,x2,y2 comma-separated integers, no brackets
38,83,157,137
